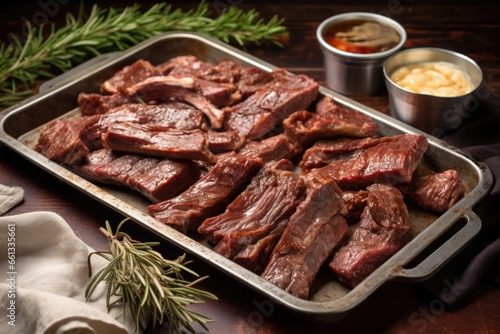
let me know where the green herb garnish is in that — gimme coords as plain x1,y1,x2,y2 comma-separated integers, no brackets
0,1,288,107
86,218,218,334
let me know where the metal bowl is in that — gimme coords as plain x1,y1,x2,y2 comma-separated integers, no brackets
383,47,483,136
317,12,407,96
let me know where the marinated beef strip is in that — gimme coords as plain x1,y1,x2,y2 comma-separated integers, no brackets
127,76,225,129
283,96,378,147
206,130,245,154
401,169,466,213
102,122,216,163
238,134,298,163
36,115,101,165
261,172,349,299
329,183,411,288
148,154,263,234
236,67,277,98
100,59,162,94
342,190,369,224
299,136,392,172
198,159,306,262
83,102,204,149
305,134,429,190
224,70,319,140
197,79,242,107
157,56,241,84
78,91,132,115
232,218,289,274
74,149,201,203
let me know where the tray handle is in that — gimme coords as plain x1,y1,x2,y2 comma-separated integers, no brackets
392,209,481,281
39,52,122,93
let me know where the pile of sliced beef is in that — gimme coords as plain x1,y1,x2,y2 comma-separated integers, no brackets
35,55,467,298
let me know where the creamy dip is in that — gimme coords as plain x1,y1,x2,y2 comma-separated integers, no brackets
390,61,473,97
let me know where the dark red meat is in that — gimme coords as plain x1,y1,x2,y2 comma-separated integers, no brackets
198,159,306,269
305,134,428,189
224,70,319,139
329,183,411,288
148,154,263,234
102,122,216,163
261,172,349,299
283,96,378,146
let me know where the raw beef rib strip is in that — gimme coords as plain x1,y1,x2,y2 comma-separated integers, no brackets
74,149,201,203
235,66,278,98
329,183,411,288
232,218,290,274
261,171,349,299
36,115,100,165
127,76,225,129
401,169,466,213
157,56,241,84
305,134,428,189
206,130,246,154
299,136,391,172
102,122,216,163
100,59,162,94
83,101,204,149
237,134,298,163
78,91,132,115
198,159,306,263
148,154,263,234
224,70,319,140
283,96,378,146
342,190,369,224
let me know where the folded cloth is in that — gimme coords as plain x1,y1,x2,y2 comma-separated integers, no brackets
422,86,500,306
0,184,24,215
0,211,137,334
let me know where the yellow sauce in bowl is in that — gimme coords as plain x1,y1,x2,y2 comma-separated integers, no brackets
390,61,473,97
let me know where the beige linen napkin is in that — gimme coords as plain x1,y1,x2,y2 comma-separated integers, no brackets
0,209,137,333
0,184,24,215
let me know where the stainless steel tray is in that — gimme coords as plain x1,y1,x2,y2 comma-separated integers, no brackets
0,32,493,322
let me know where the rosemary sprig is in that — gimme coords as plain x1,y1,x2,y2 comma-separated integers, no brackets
0,1,288,107
86,218,218,334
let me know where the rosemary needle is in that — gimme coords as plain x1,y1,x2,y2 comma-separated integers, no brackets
86,218,218,334
0,1,289,107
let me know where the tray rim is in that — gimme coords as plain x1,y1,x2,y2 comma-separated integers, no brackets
0,31,494,322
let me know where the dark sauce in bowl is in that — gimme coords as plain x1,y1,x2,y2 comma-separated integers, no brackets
323,19,401,54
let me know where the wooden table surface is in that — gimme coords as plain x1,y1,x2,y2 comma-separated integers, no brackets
1,1,500,333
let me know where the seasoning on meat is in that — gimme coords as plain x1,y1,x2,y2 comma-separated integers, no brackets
198,159,306,273
304,134,429,189
329,183,411,288
148,154,263,234
261,171,349,299
102,122,217,163
224,70,319,140
283,96,378,146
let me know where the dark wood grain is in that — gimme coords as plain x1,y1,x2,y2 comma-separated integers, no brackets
1,2,499,333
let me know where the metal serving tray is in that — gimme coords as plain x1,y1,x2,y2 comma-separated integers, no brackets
0,32,493,322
